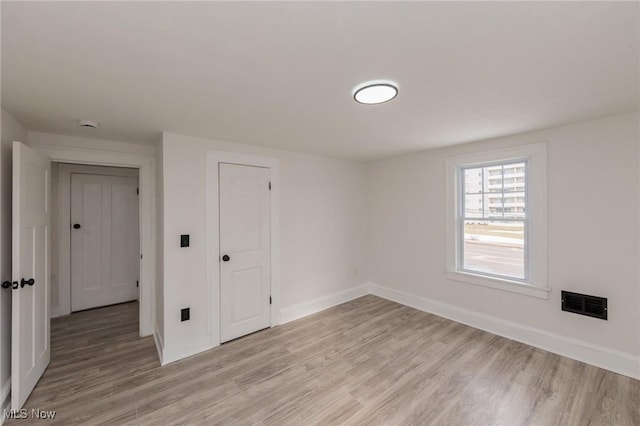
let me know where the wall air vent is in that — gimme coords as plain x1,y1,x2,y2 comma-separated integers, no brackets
561,291,607,320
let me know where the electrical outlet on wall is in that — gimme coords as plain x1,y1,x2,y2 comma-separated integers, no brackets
181,307,190,322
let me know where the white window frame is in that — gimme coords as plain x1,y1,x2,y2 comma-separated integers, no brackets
445,143,549,299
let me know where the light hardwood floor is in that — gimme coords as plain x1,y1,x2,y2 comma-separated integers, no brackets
7,295,639,425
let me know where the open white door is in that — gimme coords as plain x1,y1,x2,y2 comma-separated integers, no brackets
11,142,50,409
219,163,271,343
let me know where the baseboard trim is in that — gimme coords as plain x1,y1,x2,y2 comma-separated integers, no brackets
368,283,640,380
153,326,164,365
161,339,214,366
279,284,369,324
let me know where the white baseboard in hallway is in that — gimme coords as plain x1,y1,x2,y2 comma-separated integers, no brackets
367,282,640,380
279,284,369,324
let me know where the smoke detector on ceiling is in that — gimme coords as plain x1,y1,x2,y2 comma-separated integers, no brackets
78,119,99,129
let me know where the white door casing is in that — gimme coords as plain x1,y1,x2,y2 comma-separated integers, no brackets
219,163,271,343
71,173,139,311
12,142,51,409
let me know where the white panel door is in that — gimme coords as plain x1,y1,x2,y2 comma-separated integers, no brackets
12,142,50,409
219,163,271,343
71,173,139,311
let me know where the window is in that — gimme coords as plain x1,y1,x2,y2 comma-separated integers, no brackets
460,161,527,280
446,143,548,299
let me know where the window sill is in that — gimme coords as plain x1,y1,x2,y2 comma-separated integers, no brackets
445,270,550,299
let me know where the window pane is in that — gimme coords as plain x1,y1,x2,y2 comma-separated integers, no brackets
484,193,503,218
464,194,483,218
463,220,525,279
486,165,503,192
503,191,525,218
502,163,526,192
464,168,483,194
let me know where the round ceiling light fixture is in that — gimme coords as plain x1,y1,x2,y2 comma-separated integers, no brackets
353,80,398,105
78,119,99,129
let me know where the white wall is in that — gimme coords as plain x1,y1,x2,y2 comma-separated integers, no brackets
368,111,640,358
0,109,28,412
161,132,368,361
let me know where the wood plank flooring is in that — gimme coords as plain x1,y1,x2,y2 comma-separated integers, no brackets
7,295,639,425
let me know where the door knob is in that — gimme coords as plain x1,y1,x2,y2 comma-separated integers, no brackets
222,255,230,262
73,224,81,229
20,278,35,288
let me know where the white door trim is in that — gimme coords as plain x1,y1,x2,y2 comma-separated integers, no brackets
29,144,155,337
206,151,280,347
57,164,139,316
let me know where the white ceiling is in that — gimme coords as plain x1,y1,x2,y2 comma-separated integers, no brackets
2,2,638,161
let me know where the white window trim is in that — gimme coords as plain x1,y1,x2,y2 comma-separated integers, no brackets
445,143,549,299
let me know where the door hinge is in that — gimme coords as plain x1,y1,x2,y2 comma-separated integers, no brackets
269,296,272,305
136,280,139,288
136,187,139,195
268,181,271,191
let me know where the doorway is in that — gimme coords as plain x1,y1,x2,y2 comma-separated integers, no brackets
53,164,140,314
30,141,156,338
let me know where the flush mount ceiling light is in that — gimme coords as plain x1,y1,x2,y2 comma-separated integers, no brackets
78,119,99,129
353,81,398,105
